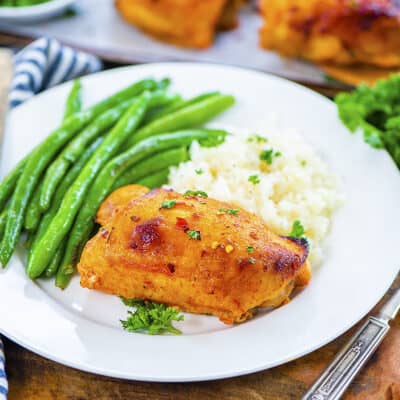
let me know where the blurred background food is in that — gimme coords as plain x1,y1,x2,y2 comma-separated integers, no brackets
1,0,400,87
115,0,245,48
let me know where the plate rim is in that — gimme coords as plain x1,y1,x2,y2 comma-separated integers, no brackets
1,62,399,382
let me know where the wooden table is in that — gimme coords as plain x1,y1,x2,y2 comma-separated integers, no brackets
1,40,399,400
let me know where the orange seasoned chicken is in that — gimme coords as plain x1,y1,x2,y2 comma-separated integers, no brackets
115,0,245,48
78,186,311,324
260,0,400,67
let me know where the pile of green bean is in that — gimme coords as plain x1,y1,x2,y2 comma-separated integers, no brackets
0,0,52,6
0,77,235,288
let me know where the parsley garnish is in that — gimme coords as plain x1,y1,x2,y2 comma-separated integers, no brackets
248,134,268,143
334,74,400,163
121,301,184,335
161,199,176,209
195,169,204,175
218,208,239,215
187,230,201,240
120,297,145,307
248,175,260,185
184,190,208,198
259,148,282,165
247,246,254,254
289,220,305,239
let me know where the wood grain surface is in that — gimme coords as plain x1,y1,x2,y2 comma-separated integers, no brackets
0,43,399,400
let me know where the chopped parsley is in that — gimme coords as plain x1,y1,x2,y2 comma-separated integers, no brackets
187,230,201,240
247,134,268,143
248,174,260,185
218,208,239,215
248,257,256,264
120,301,184,335
289,220,305,239
184,190,208,198
300,160,307,167
195,168,204,175
247,246,254,254
259,148,282,165
160,199,176,209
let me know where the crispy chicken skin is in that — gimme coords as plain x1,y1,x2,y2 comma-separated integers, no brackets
115,0,244,48
260,0,400,67
78,186,311,324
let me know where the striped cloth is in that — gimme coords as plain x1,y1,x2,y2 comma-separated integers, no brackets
0,37,102,400
9,37,102,109
0,340,7,400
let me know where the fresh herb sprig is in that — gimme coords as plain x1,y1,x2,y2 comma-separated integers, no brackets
120,298,184,335
335,74,400,167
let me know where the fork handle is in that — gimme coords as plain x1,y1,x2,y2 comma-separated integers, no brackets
302,316,390,400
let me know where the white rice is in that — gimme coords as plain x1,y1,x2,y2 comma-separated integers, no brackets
167,128,344,267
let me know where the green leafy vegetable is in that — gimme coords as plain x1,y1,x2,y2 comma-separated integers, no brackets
335,74,400,167
259,149,282,165
184,190,208,198
195,168,204,175
160,199,176,209
248,175,260,185
247,246,254,254
121,301,184,335
187,230,201,240
289,220,305,239
218,208,239,215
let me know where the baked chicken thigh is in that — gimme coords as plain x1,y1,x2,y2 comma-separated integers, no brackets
78,185,311,324
260,0,400,67
115,0,245,48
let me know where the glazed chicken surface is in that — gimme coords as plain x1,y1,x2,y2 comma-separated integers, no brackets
78,185,311,324
260,0,400,67
115,0,245,48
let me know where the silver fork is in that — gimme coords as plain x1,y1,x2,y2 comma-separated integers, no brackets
302,283,400,400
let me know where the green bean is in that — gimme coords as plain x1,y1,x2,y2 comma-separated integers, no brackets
144,91,220,124
0,209,7,239
125,94,234,148
64,79,82,120
23,180,43,231
39,99,133,211
113,147,188,189
27,94,151,279
30,137,104,257
24,80,83,229
55,128,227,288
44,244,64,278
0,157,26,210
137,170,170,189
0,79,160,268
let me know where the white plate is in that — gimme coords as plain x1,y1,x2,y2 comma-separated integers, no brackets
0,63,399,382
0,0,75,23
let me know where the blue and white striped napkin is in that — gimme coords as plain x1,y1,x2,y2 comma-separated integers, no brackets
9,37,102,108
0,340,7,400
0,37,102,400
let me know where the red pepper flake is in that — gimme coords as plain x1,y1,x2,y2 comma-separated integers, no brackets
250,231,259,240
176,217,189,232
100,229,109,238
